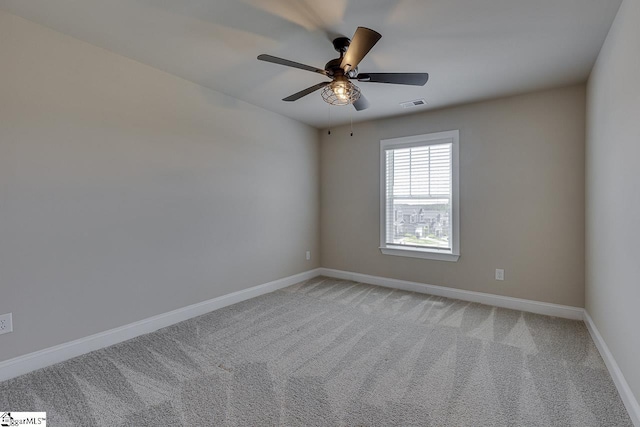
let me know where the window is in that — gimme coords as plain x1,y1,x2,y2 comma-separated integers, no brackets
380,130,459,261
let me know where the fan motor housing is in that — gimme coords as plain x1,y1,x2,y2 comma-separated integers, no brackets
326,37,358,78
325,58,358,78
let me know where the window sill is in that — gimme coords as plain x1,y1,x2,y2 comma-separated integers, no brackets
380,246,460,262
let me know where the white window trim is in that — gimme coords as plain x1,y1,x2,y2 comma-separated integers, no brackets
379,130,460,262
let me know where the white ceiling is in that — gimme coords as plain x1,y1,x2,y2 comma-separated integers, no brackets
0,0,622,128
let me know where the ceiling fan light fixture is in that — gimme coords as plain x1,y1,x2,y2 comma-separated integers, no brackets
321,78,361,106
258,26,428,111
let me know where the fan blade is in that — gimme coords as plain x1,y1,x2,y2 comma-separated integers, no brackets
283,82,330,102
340,27,382,73
356,73,429,86
353,94,370,111
258,54,328,76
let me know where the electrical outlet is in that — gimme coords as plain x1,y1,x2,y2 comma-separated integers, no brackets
495,269,505,281
306,251,311,261
0,313,13,335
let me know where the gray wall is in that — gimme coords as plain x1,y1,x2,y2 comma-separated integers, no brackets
0,11,320,362
321,85,586,307
586,0,640,403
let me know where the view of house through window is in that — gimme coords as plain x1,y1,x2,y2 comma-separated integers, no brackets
380,130,459,261
385,142,452,250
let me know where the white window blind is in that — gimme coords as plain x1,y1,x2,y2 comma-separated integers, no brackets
380,130,459,261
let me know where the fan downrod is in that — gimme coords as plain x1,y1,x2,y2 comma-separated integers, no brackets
327,37,358,77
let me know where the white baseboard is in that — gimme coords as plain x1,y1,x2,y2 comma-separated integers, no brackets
583,311,640,427
0,268,321,382
318,268,584,320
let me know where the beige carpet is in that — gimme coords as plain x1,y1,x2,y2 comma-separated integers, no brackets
0,276,633,426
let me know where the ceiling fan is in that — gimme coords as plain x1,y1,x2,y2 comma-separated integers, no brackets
257,27,429,111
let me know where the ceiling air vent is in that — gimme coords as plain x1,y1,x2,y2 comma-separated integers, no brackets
400,99,427,109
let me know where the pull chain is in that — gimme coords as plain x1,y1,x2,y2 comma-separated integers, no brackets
327,105,332,135
350,113,354,137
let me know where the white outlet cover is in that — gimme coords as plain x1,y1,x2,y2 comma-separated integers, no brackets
306,251,311,261
495,269,505,281
0,313,13,335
